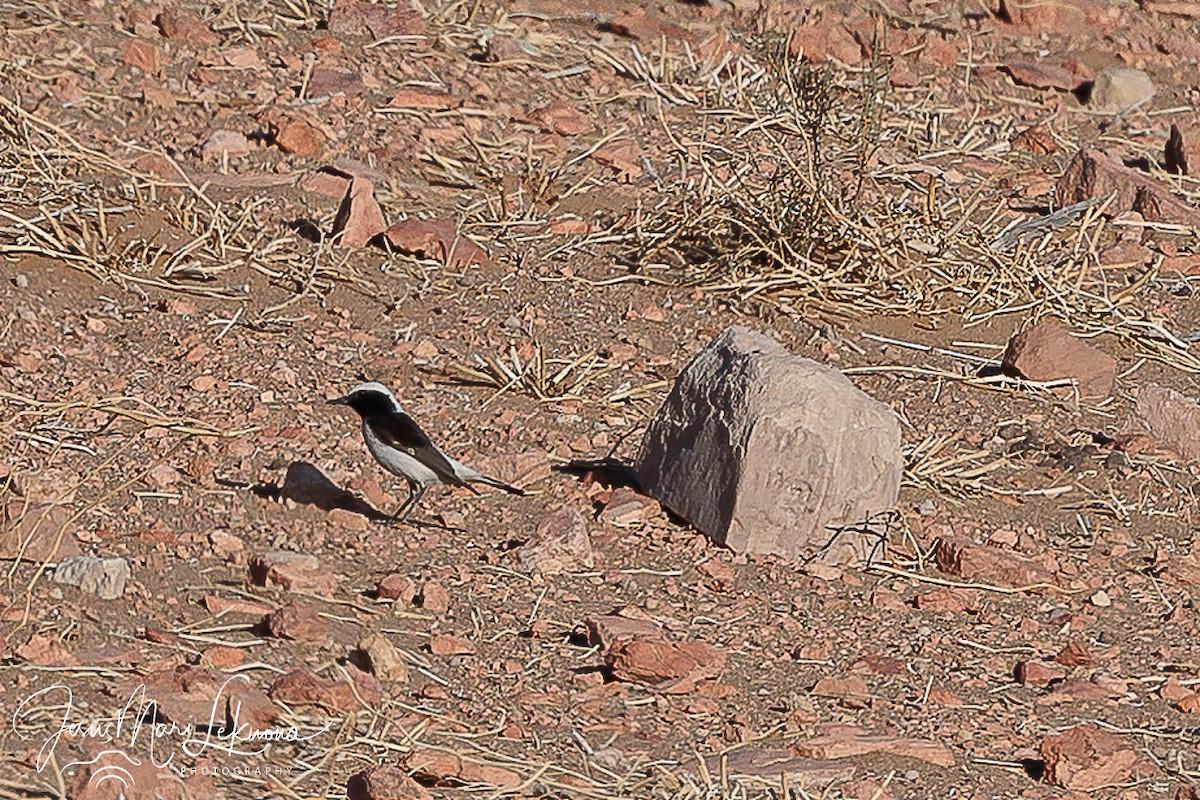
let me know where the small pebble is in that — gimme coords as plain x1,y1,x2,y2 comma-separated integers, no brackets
13,274,29,288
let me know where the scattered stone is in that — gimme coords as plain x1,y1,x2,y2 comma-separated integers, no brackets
523,100,590,136
1040,725,1142,790
1039,673,1127,704
306,67,365,99
1114,431,1176,461
387,89,456,110
67,743,213,800
516,506,594,575
299,169,352,198
419,581,450,613
586,614,665,649
1056,148,1200,226
1014,660,1068,687
787,19,862,64
913,587,981,613
119,666,278,729
811,675,872,707
1177,693,1200,714
328,506,369,531
51,556,130,600
1088,67,1155,112
331,178,387,248
429,634,476,656
156,10,216,46
329,0,425,38
347,765,432,800
1001,320,1116,400
204,594,273,616
1003,60,1088,91
1011,124,1056,154
927,686,966,706
1158,549,1200,585
0,502,81,561
201,129,250,160
1098,239,1151,267
1055,641,1094,666
606,636,726,693
998,0,1118,30
871,587,907,611
934,536,1059,589
273,117,325,158
1127,384,1200,463
1161,254,1200,275
199,646,246,670
383,218,490,267
123,39,162,73
795,725,955,768
636,326,902,563
1165,678,1197,707
265,601,329,643
358,633,408,681
270,667,379,712
698,558,734,583
377,573,417,603
404,747,521,788
685,748,856,788
598,487,659,527
16,633,79,666
248,550,338,596
591,139,644,180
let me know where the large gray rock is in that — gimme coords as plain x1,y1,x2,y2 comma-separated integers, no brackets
636,327,902,563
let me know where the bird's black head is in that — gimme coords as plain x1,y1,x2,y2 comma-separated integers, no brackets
328,382,404,417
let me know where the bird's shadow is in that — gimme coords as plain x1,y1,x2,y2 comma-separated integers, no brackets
220,461,463,530
222,461,391,523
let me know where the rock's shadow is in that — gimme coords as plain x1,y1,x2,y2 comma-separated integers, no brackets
554,457,640,490
235,461,390,522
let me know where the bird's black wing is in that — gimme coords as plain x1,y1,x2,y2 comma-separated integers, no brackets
366,413,472,489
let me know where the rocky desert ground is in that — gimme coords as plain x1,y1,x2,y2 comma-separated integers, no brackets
3,0,1200,798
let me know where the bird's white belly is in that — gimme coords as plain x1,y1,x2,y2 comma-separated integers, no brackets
362,422,441,487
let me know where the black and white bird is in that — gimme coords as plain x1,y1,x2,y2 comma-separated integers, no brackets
328,381,525,522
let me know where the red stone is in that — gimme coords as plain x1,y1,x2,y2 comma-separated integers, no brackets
1001,320,1117,400
331,178,387,248
1040,725,1141,790
383,219,490,267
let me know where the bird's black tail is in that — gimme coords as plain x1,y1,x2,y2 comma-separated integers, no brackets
474,474,528,496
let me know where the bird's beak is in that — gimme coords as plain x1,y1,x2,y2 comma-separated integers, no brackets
327,396,349,406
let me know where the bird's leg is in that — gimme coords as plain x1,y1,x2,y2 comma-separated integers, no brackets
390,484,417,524
391,484,428,525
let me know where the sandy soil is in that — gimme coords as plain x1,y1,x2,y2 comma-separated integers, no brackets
2,0,1200,798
